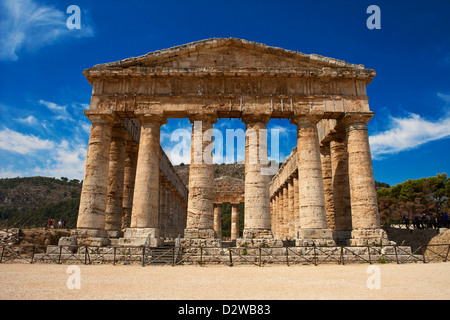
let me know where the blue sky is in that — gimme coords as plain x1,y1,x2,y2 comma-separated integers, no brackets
0,0,449,186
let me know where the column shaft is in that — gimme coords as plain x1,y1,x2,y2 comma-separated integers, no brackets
105,124,126,237
243,115,272,239
185,116,217,239
77,113,114,232
346,120,388,245
291,116,334,245
122,136,138,230
231,203,240,240
130,115,165,230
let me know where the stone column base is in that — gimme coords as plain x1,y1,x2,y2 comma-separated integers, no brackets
74,229,110,246
236,238,283,248
333,230,352,245
243,228,274,239
184,228,217,239
349,229,392,246
106,230,124,239
180,238,222,247
296,228,336,246
118,228,163,247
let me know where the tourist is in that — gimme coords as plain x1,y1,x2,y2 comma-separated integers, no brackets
402,214,410,230
443,212,449,228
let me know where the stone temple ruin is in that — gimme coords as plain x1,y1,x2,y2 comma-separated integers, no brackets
72,38,391,250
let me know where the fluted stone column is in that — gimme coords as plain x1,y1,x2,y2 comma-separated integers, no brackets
293,171,299,238
122,136,138,230
330,133,352,243
343,114,389,246
287,177,295,238
231,203,240,240
124,113,166,247
76,111,115,245
282,182,289,239
271,195,277,238
291,115,334,246
242,115,273,239
159,178,167,238
185,114,217,240
320,143,336,233
277,190,284,239
213,203,222,239
105,124,126,238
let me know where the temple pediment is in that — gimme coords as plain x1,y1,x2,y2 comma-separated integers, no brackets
84,38,375,80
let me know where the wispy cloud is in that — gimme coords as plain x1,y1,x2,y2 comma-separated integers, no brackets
14,115,38,126
0,0,94,61
38,99,73,121
369,111,450,159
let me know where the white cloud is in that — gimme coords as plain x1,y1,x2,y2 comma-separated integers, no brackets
0,128,54,154
32,140,87,179
0,0,94,61
38,99,73,121
369,112,450,159
14,115,38,126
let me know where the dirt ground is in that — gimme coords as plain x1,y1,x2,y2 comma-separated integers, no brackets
0,262,448,300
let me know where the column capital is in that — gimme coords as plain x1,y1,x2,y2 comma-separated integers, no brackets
84,110,116,124
187,111,217,124
241,113,271,125
289,114,322,126
337,112,374,130
135,110,167,125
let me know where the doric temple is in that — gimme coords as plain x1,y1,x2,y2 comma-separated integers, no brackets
75,38,389,248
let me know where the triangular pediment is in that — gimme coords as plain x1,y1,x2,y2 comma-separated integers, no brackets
86,38,370,73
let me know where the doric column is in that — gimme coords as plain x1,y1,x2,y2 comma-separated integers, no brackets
320,143,336,233
329,133,352,243
277,189,284,239
282,182,289,239
159,177,168,238
270,192,277,237
122,135,138,230
213,203,222,239
105,124,127,238
290,115,334,246
125,113,166,247
292,171,299,238
242,114,273,239
77,111,115,245
287,177,295,238
231,202,240,240
185,113,217,239
342,114,389,246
